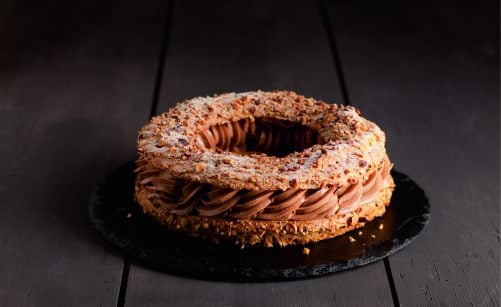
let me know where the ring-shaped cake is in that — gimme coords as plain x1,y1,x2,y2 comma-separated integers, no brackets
135,90,394,247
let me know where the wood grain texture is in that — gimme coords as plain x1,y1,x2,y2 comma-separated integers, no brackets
324,0,499,305
0,0,163,305
156,0,343,106
128,267,388,307
125,1,394,306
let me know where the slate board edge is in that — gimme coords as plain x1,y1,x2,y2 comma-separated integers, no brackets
88,162,430,282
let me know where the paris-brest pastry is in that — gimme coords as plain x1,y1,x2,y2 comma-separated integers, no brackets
135,91,394,248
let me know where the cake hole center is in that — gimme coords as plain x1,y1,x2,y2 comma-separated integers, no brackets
197,118,324,157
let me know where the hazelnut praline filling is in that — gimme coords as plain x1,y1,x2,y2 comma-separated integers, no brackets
197,117,323,158
135,156,392,221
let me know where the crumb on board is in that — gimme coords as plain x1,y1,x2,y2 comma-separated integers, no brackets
349,236,356,243
126,213,132,219
302,247,310,255
379,224,384,230
358,231,363,236
371,234,376,238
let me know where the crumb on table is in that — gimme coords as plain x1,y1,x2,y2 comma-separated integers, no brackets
349,236,356,243
302,247,310,255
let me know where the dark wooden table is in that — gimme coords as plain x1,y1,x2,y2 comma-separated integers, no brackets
1,0,498,306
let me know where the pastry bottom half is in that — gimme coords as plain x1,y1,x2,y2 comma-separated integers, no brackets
134,176,395,248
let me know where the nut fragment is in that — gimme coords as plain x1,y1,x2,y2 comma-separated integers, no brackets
178,138,189,146
349,236,356,243
285,223,298,233
348,177,358,184
302,247,310,255
195,163,205,172
264,235,274,247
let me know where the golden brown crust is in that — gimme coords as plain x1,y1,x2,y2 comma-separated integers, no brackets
137,90,387,190
135,176,395,248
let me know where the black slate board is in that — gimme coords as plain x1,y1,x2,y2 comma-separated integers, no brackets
89,161,430,282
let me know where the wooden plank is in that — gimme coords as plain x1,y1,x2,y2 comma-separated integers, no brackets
127,267,388,306
125,0,394,306
157,1,343,103
324,0,499,305
0,0,164,305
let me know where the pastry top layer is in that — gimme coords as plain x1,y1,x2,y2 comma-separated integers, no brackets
138,90,387,190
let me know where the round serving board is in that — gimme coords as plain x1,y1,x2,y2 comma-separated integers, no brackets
89,161,429,282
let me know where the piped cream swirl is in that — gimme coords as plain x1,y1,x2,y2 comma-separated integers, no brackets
136,117,392,220
196,117,321,157
135,156,392,220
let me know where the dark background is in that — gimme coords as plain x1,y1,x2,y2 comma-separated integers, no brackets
0,0,498,306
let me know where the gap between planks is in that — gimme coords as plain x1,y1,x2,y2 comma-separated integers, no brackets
317,0,401,305
116,1,175,306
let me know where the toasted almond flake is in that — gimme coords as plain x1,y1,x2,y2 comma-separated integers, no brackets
349,236,356,243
